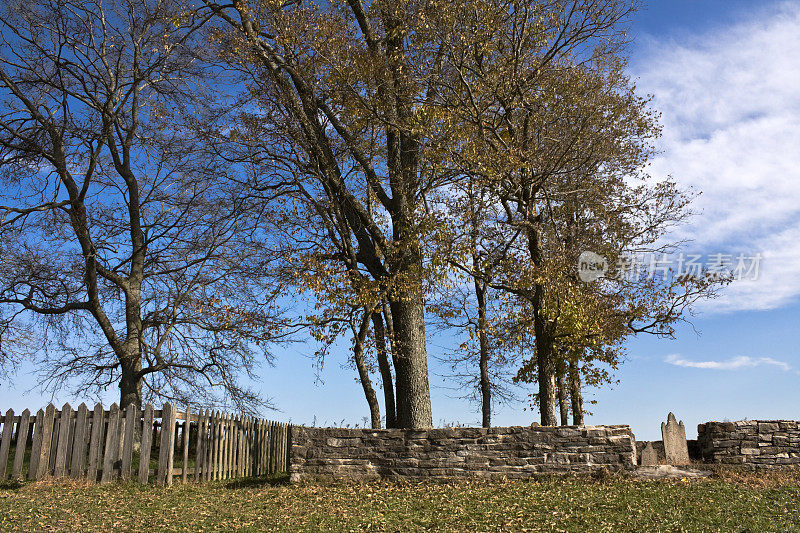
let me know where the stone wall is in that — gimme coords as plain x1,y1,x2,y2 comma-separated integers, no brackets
697,420,800,468
289,425,636,481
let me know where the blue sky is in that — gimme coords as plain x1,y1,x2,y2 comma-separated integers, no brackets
2,1,799,441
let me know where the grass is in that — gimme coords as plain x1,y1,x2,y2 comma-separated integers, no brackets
1,468,799,532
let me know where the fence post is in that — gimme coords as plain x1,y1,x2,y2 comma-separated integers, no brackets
157,402,177,486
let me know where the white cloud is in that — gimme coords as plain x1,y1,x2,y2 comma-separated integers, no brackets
665,353,792,371
633,2,800,313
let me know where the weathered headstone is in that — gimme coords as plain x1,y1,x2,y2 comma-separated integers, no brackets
661,412,690,465
640,442,659,466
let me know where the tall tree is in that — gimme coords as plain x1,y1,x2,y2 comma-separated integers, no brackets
430,0,726,425
204,0,464,427
0,0,284,410
204,0,663,427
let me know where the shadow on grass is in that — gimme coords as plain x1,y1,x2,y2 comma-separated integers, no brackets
0,479,25,491
224,473,290,489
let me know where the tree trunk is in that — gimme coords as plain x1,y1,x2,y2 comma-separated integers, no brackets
372,309,397,428
389,294,433,429
353,311,381,429
528,221,559,426
568,357,584,425
119,354,143,410
475,280,491,428
556,358,569,426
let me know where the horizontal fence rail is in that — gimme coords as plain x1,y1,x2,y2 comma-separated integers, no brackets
0,403,290,485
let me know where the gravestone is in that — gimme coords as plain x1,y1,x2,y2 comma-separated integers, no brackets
661,412,690,465
640,442,659,466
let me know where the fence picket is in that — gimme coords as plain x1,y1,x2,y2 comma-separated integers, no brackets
208,411,215,481
207,410,214,481
273,421,280,474
181,407,191,483
261,420,267,475
86,404,105,482
120,405,136,480
213,411,222,481
221,413,227,480
157,403,177,486
65,408,76,472
260,419,266,475
208,411,214,480
216,411,223,481
230,415,237,478
34,404,56,480
0,409,14,479
101,403,120,482
28,409,44,480
53,403,73,477
242,417,248,477
70,404,89,479
138,404,154,484
281,423,287,472
225,414,233,480
194,409,205,482
238,416,245,477
243,416,249,476
246,417,252,477
220,414,226,480
12,409,30,480
275,422,283,474
278,423,284,473
253,419,259,476
48,410,62,474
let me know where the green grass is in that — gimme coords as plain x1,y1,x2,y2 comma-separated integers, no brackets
1,468,799,531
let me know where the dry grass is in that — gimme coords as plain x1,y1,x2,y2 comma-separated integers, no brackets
1,468,798,532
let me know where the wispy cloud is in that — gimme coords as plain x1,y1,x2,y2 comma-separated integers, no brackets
665,353,792,371
632,3,800,313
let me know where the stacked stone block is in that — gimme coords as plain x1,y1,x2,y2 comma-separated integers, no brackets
289,425,637,482
697,420,800,468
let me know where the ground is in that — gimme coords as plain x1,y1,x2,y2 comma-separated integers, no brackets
1,467,798,531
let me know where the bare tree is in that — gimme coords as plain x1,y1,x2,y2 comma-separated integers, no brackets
0,0,285,411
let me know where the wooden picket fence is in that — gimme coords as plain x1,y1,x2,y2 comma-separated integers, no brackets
0,402,290,485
